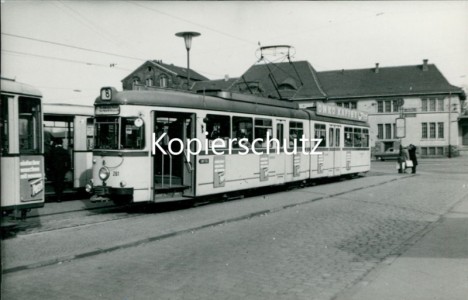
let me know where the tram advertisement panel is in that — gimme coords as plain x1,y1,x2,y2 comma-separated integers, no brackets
20,156,44,202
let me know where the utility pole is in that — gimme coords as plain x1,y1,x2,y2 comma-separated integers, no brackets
448,91,452,158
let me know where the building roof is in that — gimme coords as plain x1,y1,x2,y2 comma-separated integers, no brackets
228,61,327,100
192,78,238,92
121,60,209,82
220,60,465,101
317,62,465,100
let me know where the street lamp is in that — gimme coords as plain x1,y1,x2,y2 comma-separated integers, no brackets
175,31,201,90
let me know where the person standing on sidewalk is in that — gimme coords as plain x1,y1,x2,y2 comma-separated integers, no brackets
397,145,410,173
50,138,71,202
408,144,418,174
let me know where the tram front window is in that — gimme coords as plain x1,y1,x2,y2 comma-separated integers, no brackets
95,117,144,150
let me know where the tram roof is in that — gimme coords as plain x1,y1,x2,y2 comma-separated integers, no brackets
1,78,42,98
44,103,94,116
95,88,368,126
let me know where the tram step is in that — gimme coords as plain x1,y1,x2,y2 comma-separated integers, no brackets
154,175,182,185
154,184,188,192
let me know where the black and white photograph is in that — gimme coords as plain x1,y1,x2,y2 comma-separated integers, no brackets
1,1,468,299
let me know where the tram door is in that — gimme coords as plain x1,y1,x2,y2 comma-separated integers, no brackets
153,111,195,197
330,125,341,176
275,120,286,184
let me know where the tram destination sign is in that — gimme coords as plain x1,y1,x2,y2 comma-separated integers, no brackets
95,105,120,115
316,103,368,122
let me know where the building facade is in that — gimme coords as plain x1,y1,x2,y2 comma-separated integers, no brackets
201,59,466,157
122,60,208,91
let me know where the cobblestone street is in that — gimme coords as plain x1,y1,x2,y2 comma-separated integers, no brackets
2,158,468,300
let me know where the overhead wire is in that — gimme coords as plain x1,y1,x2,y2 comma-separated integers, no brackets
127,1,257,46
1,32,146,62
2,49,133,72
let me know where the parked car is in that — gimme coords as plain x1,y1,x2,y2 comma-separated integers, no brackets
375,147,400,161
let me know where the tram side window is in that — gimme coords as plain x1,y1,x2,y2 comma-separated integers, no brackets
95,117,119,150
1,96,9,154
232,116,253,147
353,128,362,147
344,127,353,147
362,129,369,147
254,118,272,148
314,123,326,148
121,118,145,149
289,121,304,147
335,128,341,147
205,114,230,147
19,97,41,154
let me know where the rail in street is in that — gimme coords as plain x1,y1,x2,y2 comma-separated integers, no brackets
2,157,468,300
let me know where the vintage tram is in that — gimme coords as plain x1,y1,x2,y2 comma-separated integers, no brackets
86,87,370,204
1,78,45,218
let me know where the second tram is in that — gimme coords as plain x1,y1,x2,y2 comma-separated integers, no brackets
86,87,370,204
1,78,44,218
43,103,94,198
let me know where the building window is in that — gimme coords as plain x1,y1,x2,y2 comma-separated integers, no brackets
421,147,427,156
437,147,444,155
377,99,402,113
437,98,444,111
159,75,168,88
422,97,446,112
438,122,444,138
377,124,383,139
422,123,428,139
337,101,357,109
385,101,391,112
377,101,383,113
422,122,444,140
422,99,428,112
430,99,436,111
429,123,436,138
385,124,392,139
146,78,153,86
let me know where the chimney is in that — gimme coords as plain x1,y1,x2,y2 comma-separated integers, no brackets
422,59,429,71
375,63,380,73
224,74,229,81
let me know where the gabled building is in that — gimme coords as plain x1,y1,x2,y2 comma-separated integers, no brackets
122,60,208,91
226,61,327,101
225,59,467,157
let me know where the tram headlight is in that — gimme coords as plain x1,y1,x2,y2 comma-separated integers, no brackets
99,167,110,181
120,181,127,187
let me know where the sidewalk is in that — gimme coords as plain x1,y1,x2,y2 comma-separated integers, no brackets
337,194,468,300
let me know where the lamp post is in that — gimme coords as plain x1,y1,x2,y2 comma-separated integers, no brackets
175,31,201,90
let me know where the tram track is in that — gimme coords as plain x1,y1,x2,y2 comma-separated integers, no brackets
3,173,412,274
11,172,402,237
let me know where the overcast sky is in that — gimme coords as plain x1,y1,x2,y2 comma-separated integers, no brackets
2,1,467,106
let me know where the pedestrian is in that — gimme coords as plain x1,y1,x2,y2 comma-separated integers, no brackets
408,144,418,174
397,145,409,173
49,138,71,202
